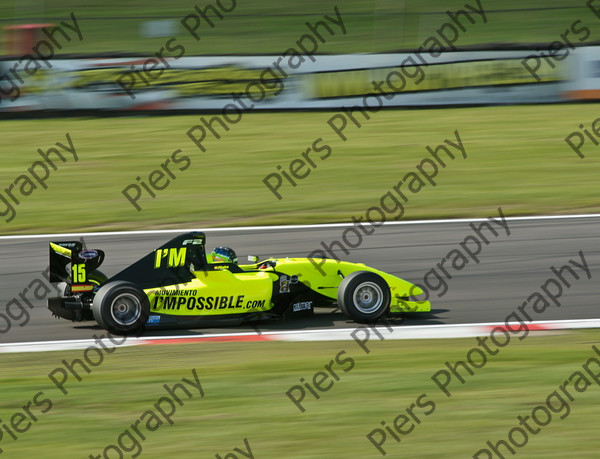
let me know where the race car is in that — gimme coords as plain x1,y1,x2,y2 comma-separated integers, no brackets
48,231,430,334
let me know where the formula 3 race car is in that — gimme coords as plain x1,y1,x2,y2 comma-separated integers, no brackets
48,231,430,334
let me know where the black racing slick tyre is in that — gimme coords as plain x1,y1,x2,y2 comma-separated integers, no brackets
92,281,149,334
338,271,390,323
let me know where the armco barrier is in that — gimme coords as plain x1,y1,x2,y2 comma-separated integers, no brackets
2,45,589,113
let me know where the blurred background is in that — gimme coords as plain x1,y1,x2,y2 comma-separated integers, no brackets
2,0,600,53
1,2,600,459
0,0,598,234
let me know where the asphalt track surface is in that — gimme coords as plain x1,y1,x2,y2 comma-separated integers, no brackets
1,215,598,344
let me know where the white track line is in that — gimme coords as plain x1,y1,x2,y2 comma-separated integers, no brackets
1,213,599,240
1,319,599,354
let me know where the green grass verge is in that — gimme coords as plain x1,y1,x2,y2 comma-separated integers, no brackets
2,1,600,54
1,330,600,458
0,104,598,234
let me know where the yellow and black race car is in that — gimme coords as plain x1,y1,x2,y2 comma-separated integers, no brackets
48,231,430,334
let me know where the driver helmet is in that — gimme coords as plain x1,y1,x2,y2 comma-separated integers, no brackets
211,247,237,264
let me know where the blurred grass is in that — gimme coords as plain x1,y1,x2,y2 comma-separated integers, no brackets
2,1,600,54
0,104,598,234
1,330,600,458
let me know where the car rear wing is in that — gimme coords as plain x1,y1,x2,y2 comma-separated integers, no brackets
49,239,105,292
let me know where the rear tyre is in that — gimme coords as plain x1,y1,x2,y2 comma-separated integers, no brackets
338,271,390,323
92,281,149,334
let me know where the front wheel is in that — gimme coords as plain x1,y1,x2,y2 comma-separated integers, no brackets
338,271,390,323
92,281,149,334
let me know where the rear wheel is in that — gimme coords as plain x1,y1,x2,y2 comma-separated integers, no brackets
92,281,149,334
338,271,390,323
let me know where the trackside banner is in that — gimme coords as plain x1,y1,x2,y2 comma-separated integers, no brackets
0,50,575,112
563,45,600,100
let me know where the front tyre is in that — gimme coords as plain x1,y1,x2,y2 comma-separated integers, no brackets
92,281,149,334
338,271,390,323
